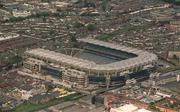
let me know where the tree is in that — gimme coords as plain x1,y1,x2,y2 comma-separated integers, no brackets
0,3,3,8
52,12,60,17
148,102,161,112
9,55,23,65
45,84,54,92
163,0,180,5
86,23,96,31
84,0,96,8
96,34,111,41
70,33,77,42
49,29,54,35
41,0,51,3
102,0,108,11
73,21,84,28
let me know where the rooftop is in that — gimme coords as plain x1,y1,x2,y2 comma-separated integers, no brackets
110,104,152,112
0,33,19,41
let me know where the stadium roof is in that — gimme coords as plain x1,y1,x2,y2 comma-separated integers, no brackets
78,38,145,55
26,39,158,73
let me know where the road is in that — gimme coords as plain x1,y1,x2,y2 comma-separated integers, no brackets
38,101,105,112
129,4,170,15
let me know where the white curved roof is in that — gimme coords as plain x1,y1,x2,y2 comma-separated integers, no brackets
26,39,158,73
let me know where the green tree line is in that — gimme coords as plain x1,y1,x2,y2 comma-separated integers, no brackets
163,0,180,5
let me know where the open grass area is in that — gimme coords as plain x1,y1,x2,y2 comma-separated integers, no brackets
168,59,180,66
13,94,77,112
96,34,112,41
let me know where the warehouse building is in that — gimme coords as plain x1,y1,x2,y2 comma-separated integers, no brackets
23,38,158,88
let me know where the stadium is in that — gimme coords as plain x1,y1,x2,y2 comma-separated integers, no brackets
23,38,158,88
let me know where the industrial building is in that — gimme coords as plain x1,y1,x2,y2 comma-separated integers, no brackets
23,38,158,88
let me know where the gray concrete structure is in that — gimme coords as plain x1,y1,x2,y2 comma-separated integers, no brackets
25,39,158,88
26,39,158,75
